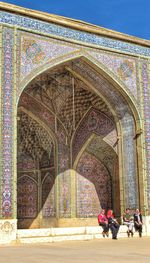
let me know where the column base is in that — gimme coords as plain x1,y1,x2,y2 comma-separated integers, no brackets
0,219,17,244
143,216,150,236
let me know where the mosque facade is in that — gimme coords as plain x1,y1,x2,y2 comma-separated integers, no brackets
0,2,150,243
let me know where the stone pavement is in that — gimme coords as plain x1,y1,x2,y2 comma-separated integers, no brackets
1,237,150,263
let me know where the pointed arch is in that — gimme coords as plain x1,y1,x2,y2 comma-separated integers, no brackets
16,49,147,224
71,107,117,166
18,50,141,127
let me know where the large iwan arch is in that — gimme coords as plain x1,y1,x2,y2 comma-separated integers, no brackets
16,56,143,228
0,2,149,243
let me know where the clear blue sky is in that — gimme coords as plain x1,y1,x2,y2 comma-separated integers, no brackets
2,0,150,40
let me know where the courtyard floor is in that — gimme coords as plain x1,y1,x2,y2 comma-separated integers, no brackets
1,237,150,263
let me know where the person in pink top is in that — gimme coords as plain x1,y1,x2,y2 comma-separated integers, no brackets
98,209,109,237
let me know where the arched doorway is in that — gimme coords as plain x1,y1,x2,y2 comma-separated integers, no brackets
17,111,56,228
17,57,139,228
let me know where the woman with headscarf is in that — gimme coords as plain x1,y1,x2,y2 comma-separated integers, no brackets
107,209,120,240
98,209,109,237
134,209,143,237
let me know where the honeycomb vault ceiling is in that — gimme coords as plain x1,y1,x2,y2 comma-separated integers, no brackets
19,60,114,138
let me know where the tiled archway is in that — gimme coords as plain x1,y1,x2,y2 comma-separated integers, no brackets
17,57,140,228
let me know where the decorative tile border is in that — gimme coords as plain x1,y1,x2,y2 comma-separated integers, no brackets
0,11,150,57
121,114,138,208
142,62,150,208
1,27,14,218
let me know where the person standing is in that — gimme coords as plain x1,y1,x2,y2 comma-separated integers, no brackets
107,209,120,240
134,209,143,237
98,209,109,237
123,208,134,237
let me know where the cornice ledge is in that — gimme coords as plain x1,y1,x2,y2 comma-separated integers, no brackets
0,1,150,48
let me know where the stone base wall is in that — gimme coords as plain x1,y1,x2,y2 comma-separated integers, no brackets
143,215,150,234
1,216,150,244
16,224,147,244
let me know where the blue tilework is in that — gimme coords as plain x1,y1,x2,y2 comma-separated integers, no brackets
0,11,150,57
